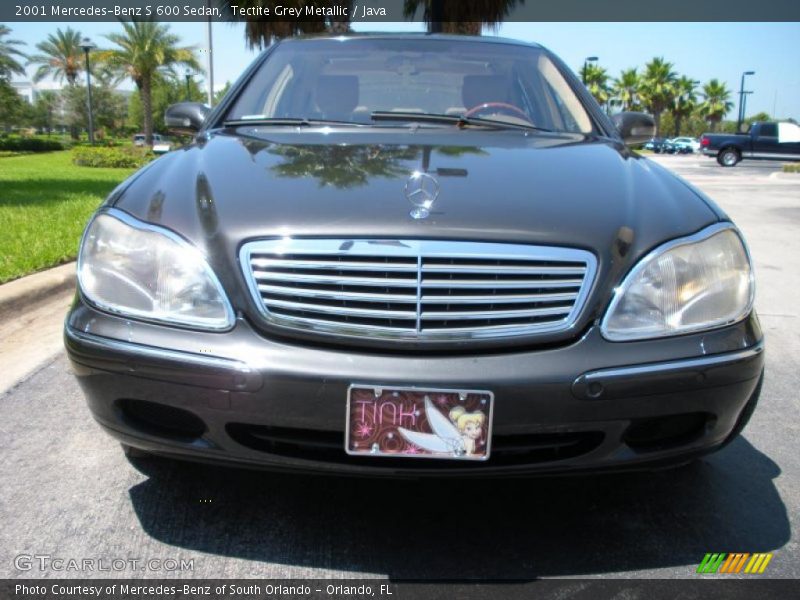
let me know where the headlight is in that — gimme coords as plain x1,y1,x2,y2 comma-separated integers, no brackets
601,224,754,341
78,210,234,330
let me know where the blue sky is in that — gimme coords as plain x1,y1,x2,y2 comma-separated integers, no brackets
8,20,800,119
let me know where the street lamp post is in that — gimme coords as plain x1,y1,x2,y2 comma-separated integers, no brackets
582,56,598,85
742,91,753,127
206,0,214,106
80,37,96,145
185,69,192,101
737,70,755,132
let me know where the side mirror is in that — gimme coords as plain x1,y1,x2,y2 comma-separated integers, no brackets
612,112,656,146
165,102,211,134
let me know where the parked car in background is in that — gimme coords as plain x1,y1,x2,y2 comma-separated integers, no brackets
700,121,800,166
642,137,658,150
669,137,700,153
644,138,677,154
133,133,167,148
152,138,173,154
66,34,763,477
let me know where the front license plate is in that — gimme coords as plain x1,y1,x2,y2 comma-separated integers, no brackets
346,385,494,461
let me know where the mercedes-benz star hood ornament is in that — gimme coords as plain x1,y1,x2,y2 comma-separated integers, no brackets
404,171,440,220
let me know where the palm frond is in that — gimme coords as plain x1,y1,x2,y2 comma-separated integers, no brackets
0,24,28,79
26,27,83,85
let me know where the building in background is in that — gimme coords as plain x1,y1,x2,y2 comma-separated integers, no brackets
10,79,74,102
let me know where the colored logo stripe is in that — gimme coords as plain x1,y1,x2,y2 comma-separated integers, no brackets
697,553,726,573
745,553,773,574
697,553,773,574
720,553,749,573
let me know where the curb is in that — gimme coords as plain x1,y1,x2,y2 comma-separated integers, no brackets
0,262,76,321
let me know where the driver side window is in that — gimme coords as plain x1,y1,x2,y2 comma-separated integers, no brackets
534,56,593,133
758,123,778,138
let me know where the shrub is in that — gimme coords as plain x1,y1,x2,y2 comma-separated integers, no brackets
783,163,800,173
72,146,155,168
0,137,64,152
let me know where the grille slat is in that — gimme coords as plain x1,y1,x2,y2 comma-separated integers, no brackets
258,284,417,303
422,264,587,275
422,306,572,320
422,292,578,304
251,258,418,272
422,278,584,289
241,240,596,342
263,313,418,334
263,297,417,320
251,270,419,287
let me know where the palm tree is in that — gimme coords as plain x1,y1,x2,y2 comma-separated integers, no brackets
27,27,84,86
101,21,200,145
639,57,677,134
583,63,611,108
612,68,640,111
403,0,522,35
0,25,27,81
224,1,348,48
228,0,520,47
670,75,698,136
699,79,733,132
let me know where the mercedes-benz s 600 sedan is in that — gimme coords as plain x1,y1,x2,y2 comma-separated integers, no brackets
65,34,763,476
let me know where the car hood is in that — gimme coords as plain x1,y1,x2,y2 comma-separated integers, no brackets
110,127,722,341
114,127,719,249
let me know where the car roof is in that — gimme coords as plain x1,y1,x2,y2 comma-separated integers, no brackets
279,32,543,50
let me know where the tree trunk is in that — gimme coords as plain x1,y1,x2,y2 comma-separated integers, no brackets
442,22,482,34
67,79,79,140
140,77,154,146
329,0,352,33
328,21,351,34
674,116,682,136
653,111,662,136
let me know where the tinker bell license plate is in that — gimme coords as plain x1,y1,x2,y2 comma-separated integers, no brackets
345,385,494,460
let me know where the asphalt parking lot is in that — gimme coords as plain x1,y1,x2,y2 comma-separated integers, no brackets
1,154,798,580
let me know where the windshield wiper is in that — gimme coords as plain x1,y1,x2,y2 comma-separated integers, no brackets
223,117,365,127
370,111,552,133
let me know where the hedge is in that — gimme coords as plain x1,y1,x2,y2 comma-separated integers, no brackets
72,146,155,168
783,163,800,173
0,137,64,152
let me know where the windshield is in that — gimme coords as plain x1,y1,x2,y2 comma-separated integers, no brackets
225,38,594,134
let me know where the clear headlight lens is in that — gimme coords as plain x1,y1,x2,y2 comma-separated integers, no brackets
78,211,234,330
601,225,754,341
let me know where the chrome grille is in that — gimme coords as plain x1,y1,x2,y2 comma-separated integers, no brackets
240,240,596,341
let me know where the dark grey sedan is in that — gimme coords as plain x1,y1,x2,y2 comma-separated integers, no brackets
65,34,763,476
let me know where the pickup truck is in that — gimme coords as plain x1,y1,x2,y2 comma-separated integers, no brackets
700,121,800,166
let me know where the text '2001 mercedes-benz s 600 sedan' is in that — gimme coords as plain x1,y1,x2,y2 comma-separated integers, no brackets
64,34,764,476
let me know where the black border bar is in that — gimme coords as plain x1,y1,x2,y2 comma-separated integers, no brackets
4,579,799,600
3,0,800,22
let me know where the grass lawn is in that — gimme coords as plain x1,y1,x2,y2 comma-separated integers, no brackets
0,151,135,283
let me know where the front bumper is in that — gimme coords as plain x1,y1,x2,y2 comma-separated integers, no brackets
65,297,765,477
